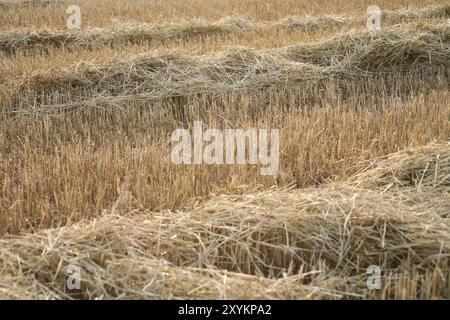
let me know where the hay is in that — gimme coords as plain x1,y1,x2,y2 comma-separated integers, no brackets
6,23,448,115
0,0,61,10
0,16,253,55
0,254,342,300
351,142,450,190
383,4,450,21
1,4,449,55
270,14,348,30
0,143,449,299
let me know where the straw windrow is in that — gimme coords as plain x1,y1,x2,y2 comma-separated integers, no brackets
0,0,61,10
0,143,449,299
1,4,449,55
3,23,448,116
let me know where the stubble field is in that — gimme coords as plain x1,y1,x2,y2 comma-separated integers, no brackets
0,0,449,299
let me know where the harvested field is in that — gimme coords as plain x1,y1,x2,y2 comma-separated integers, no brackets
4,24,449,116
1,4,449,55
0,0,61,10
0,5,450,54
1,143,449,299
0,0,449,300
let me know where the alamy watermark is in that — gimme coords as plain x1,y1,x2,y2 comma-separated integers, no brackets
366,265,381,289
66,5,81,30
170,121,279,176
66,264,81,290
367,5,381,30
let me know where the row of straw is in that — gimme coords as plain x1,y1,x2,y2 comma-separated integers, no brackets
4,23,449,115
1,4,449,55
0,143,449,299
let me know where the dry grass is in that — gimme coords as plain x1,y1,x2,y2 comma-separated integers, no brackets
1,0,446,30
351,143,450,189
4,23,448,116
0,0,61,10
1,4,448,56
0,143,449,299
1,0,449,300
1,91,448,235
